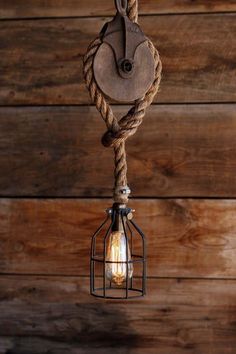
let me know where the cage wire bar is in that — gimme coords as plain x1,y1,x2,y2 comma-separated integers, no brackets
90,204,146,299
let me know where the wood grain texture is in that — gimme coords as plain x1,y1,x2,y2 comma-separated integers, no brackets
0,276,236,353
0,2,235,353
1,0,236,19
0,104,236,197
0,198,236,278
0,14,235,105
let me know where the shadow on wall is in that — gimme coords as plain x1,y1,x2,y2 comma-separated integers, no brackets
4,302,139,354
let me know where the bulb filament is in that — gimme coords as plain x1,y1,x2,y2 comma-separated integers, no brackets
105,231,133,286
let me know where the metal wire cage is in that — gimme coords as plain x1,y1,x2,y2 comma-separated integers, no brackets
90,203,146,299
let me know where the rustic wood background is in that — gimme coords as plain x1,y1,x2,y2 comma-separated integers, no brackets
0,1,236,353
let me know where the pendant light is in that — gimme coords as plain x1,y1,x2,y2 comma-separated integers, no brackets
83,0,162,299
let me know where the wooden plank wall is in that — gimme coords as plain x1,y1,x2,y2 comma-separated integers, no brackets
0,1,236,353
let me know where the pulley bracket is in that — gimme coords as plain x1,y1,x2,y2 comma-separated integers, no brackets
100,0,147,79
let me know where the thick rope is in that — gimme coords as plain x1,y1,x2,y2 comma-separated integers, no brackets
83,0,162,204
127,0,138,22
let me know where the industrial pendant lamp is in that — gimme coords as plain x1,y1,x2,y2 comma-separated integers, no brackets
83,0,162,299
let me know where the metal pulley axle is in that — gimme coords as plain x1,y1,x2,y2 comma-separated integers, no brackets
93,0,155,102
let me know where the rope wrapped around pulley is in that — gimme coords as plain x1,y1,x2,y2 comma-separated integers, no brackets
83,0,162,204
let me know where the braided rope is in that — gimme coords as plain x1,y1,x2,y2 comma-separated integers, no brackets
127,0,138,22
83,0,162,204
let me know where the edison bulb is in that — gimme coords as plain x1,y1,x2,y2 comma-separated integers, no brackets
105,231,133,286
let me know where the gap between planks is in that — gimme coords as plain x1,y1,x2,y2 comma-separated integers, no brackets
0,102,236,108
0,273,235,281
1,11,236,22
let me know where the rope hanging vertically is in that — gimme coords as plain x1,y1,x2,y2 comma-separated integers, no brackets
83,0,162,204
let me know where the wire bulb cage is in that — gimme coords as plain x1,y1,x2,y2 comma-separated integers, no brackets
90,203,146,299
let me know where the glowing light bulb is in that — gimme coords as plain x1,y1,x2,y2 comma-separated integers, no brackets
105,230,133,286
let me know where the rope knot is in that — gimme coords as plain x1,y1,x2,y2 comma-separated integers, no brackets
101,105,148,148
101,125,138,148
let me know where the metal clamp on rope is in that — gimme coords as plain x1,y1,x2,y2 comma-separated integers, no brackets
114,185,131,196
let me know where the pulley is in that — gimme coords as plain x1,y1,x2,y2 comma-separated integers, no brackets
93,0,156,102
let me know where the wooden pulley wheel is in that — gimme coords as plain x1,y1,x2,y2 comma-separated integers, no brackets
93,0,155,103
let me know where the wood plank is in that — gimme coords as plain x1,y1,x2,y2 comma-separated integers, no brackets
0,198,236,278
0,276,235,353
1,0,236,19
0,14,235,105
0,104,236,197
